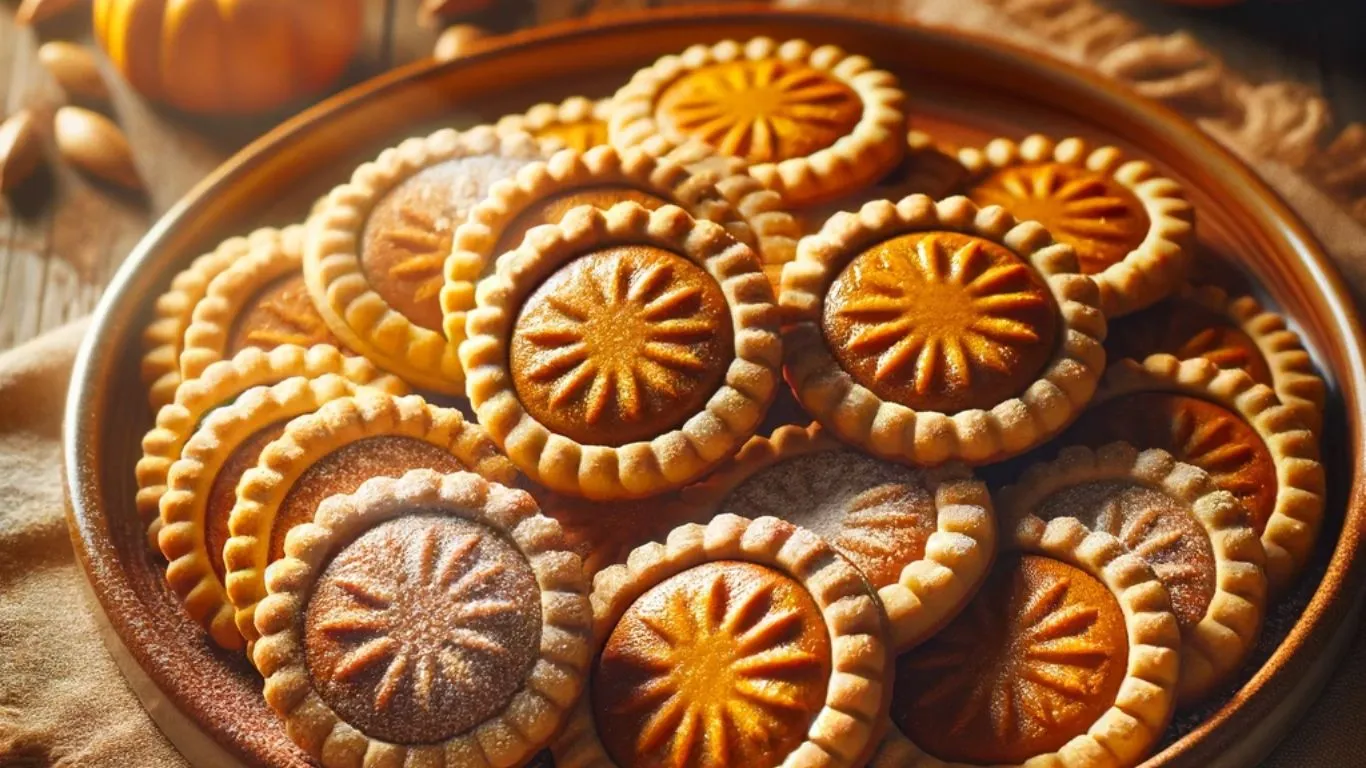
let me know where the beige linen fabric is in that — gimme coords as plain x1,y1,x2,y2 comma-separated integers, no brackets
2,0,1365,766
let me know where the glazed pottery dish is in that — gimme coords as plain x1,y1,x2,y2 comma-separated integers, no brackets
65,9,1362,768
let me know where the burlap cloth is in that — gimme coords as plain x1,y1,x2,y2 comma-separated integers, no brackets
3,0,1366,765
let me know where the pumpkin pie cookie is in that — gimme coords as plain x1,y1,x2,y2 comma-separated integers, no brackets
610,37,908,207
685,422,996,650
142,230,269,409
443,143,797,338
781,194,1107,466
179,224,344,381
554,514,891,768
874,516,1180,768
137,344,406,550
1106,284,1325,434
461,202,782,500
795,130,970,236
496,96,613,153
998,441,1266,704
224,389,517,645
306,126,554,394
1066,354,1324,592
961,134,1195,317
607,135,803,289
157,374,360,650
535,490,704,580
253,469,591,768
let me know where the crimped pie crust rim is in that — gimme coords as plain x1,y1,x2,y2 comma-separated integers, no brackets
683,421,997,651
141,231,258,409
997,441,1267,704
157,374,359,650
179,224,308,382
1178,283,1326,434
441,143,754,343
609,36,908,207
305,125,552,394
494,95,613,149
618,134,803,288
1095,354,1326,592
223,390,517,645
779,194,1107,466
460,202,782,500
554,513,892,768
874,515,1181,768
253,469,591,768
136,344,407,550
959,134,1196,318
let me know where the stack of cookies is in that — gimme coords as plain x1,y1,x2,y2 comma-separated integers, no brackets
135,35,1326,768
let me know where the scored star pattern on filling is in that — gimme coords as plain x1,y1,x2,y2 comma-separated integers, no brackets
537,120,609,153
310,526,523,714
825,233,1056,412
243,293,333,348
595,563,830,767
969,163,1150,274
656,59,863,163
833,483,936,586
895,556,1127,764
1107,300,1274,386
383,206,453,304
511,246,731,445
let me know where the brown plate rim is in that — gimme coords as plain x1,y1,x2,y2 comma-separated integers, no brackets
63,6,1366,767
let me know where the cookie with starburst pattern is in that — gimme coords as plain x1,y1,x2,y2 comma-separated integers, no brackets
306,125,557,394
253,469,591,768
872,516,1180,768
136,344,406,553
998,441,1266,704
1106,284,1325,434
554,513,891,768
461,202,781,500
611,36,907,206
961,134,1195,317
781,194,1106,466
177,225,344,382
496,96,613,154
685,422,996,650
224,389,516,647
1071,355,1324,593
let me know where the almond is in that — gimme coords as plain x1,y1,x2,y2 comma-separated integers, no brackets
0,110,42,193
15,0,86,26
38,42,110,106
54,106,141,191
434,24,487,62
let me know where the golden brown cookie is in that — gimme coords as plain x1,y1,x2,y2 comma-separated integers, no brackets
223,389,517,646
781,195,1106,466
1067,354,1324,592
443,143,799,338
179,224,344,381
611,37,908,206
142,230,265,409
685,422,996,650
796,130,970,236
157,374,360,649
306,126,554,394
607,135,803,289
136,345,406,551
874,517,1180,768
1106,284,1325,434
253,470,591,768
961,134,1195,317
536,490,704,580
554,514,892,768
998,441,1266,704
496,96,613,153
461,202,781,500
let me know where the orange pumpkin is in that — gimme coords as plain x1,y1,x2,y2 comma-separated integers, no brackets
93,0,364,116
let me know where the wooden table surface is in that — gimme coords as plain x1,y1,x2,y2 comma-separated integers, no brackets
0,0,1362,351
